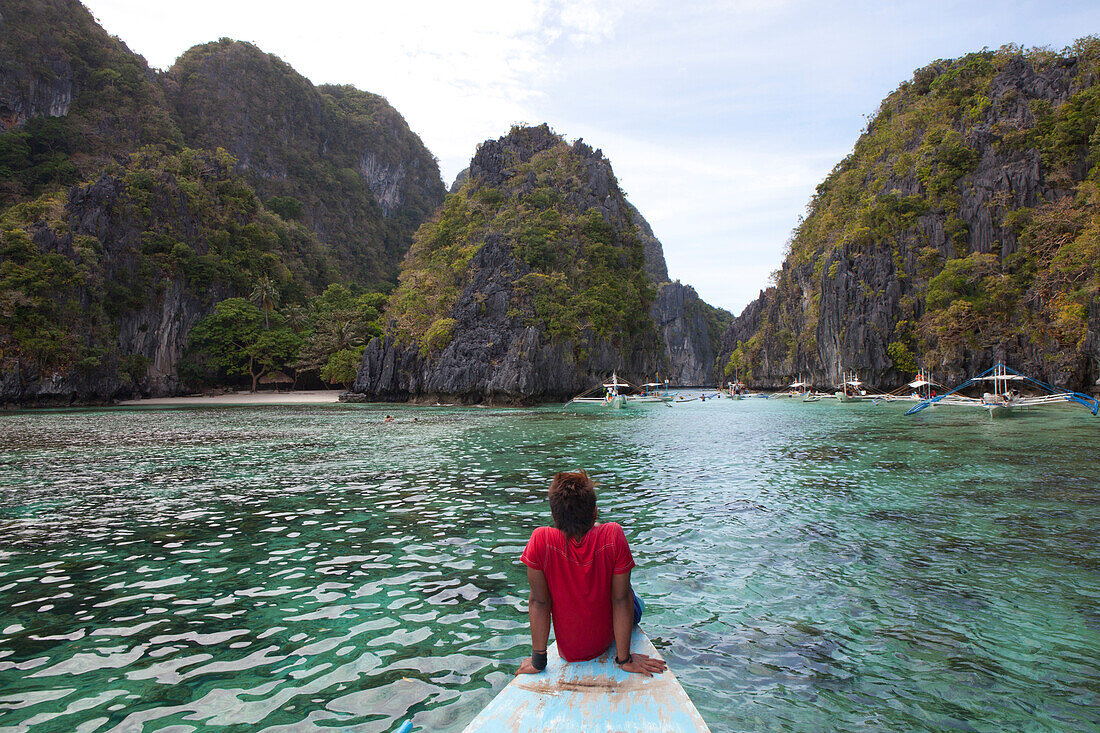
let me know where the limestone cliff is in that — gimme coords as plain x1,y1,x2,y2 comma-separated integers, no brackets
163,40,445,286
0,3,446,404
353,125,662,403
352,124,730,402
719,40,1100,393
0,148,332,405
623,201,731,385
0,0,180,206
652,281,729,385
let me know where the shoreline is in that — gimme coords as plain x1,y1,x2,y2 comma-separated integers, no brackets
115,390,345,406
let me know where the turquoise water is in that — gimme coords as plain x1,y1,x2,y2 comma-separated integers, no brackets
0,397,1098,732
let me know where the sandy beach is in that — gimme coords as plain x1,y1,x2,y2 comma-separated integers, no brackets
116,390,345,406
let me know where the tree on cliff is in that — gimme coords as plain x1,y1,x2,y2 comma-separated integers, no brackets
186,298,301,391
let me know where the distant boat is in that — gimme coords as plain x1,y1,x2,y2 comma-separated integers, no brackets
726,379,746,399
565,373,674,410
906,363,1099,418
904,369,938,402
898,368,967,405
828,368,897,404
565,372,628,410
834,371,874,403
628,376,673,405
774,378,809,398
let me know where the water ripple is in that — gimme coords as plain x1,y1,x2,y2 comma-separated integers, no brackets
0,400,1097,731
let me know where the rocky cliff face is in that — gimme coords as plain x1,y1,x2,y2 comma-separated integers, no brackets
355,236,658,403
0,3,447,405
0,149,321,405
163,41,445,285
622,201,730,385
719,41,1100,392
652,281,726,385
0,0,180,206
352,125,665,403
626,200,669,284
0,54,72,131
352,124,730,402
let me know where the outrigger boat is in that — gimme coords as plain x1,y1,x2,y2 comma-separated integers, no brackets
628,376,673,405
727,379,769,399
903,369,939,401
906,363,1099,418
461,627,710,732
773,379,809,398
726,380,746,400
565,372,628,410
827,366,897,404
565,373,673,410
834,371,861,403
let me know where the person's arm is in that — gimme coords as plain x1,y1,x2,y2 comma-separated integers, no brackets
611,571,666,677
611,569,634,663
516,567,551,675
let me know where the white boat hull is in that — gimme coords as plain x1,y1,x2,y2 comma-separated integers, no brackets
462,628,710,732
625,395,671,405
565,395,627,410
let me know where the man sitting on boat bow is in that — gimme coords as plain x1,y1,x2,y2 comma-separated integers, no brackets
516,471,666,677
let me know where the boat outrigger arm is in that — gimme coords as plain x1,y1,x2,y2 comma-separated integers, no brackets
905,363,1100,416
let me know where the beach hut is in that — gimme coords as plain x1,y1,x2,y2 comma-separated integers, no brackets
259,371,293,392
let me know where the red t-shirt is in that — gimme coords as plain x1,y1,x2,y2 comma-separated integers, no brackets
520,522,635,662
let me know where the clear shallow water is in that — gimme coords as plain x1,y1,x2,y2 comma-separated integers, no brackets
0,397,1097,732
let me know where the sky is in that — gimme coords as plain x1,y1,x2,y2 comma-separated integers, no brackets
80,0,1100,314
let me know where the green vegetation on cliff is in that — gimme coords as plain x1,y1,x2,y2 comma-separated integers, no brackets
164,39,444,286
387,126,655,353
184,298,301,392
0,2,443,401
181,283,384,392
0,0,180,206
727,38,1100,386
0,146,330,376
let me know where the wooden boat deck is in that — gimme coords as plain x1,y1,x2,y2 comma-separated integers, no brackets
462,628,710,732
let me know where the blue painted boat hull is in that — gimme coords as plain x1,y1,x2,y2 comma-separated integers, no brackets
462,628,710,732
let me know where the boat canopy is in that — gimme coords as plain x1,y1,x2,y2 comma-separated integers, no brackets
906,362,1100,416
908,379,933,388
788,381,807,388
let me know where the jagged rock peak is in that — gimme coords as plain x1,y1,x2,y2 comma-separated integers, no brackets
469,123,565,187
351,122,732,402
449,167,469,193
0,0,180,200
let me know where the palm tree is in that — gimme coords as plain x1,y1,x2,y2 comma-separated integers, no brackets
282,303,309,333
325,314,367,352
250,275,279,329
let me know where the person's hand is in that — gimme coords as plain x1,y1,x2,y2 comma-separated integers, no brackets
516,657,542,675
620,653,667,677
